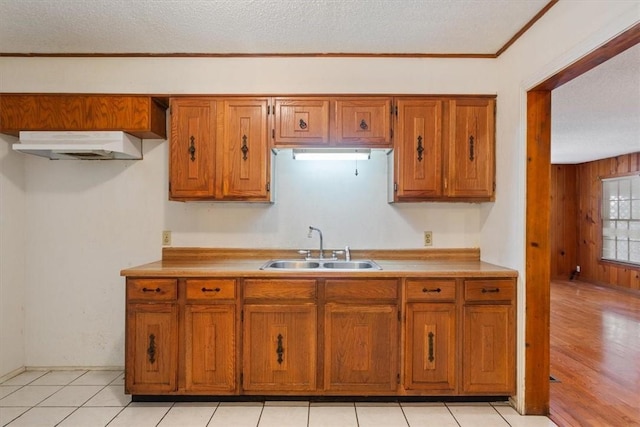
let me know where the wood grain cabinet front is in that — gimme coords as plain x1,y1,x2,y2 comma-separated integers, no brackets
404,279,456,392
184,279,237,393
0,94,167,139
462,278,515,394
169,98,217,199
391,96,495,202
169,97,272,202
273,97,330,146
242,279,317,392
334,97,392,147
125,279,178,395
324,279,399,393
273,96,393,147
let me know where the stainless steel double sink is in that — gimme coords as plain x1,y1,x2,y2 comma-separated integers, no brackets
260,259,382,270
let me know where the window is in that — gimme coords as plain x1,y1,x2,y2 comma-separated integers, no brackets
601,175,640,265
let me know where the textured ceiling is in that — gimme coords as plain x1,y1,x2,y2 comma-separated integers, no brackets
0,0,549,55
551,43,640,164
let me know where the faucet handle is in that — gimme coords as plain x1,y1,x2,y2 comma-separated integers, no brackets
345,245,351,261
298,249,311,259
332,250,345,260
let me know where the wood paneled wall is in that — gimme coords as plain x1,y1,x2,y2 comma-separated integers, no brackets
551,152,640,290
550,164,578,280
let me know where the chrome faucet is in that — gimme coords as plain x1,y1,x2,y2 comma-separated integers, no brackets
307,226,324,259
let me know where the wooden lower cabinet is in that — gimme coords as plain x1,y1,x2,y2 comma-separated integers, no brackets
324,279,399,393
462,279,516,394
126,303,178,394
184,305,235,392
405,303,456,392
324,303,398,392
242,304,317,392
124,275,516,398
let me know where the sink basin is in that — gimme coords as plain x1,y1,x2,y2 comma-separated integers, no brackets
264,260,321,269
322,261,381,270
260,259,381,270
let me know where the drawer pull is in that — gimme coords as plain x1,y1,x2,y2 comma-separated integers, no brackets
201,287,221,293
276,334,284,365
142,287,161,293
422,287,441,293
481,288,500,293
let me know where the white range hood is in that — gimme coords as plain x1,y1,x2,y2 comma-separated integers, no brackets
13,131,143,160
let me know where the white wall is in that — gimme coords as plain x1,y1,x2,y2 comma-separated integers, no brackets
0,56,498,371
0,135,26,377
0,1,638,412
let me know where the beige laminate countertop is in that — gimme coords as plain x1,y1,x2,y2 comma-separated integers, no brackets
120,248,517,279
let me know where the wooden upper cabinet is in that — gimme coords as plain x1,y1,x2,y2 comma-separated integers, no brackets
169,98,216,199
392,96,496,202
169,97,272,202
447,98,495,199
221,98,271,201
334,97,392,147
273,96,393,147
0,94,167,139
274,97,330,146
393,99,444,201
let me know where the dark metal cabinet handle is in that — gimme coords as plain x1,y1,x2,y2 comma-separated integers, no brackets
417,136,424,162
360,119,368,130
142,287,161,293
276,334,284,364
469,135,475,161
428,331,435,363
422,288,442,293
147,334,156,364
201,287,221,293
299,119,308,129
241,134,248,161
481,288,500,293
189,136,196,162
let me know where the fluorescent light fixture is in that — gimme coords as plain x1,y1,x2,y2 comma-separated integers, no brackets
292,148,371,161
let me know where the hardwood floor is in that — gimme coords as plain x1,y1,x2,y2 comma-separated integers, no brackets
550,279,640,427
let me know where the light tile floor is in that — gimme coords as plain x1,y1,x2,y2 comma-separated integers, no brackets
0,370,557,427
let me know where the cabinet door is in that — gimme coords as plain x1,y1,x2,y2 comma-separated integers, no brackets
447,98,495,198
274,98,330,146
405,303,456,392
221,99,271,200
185,304,236,392
126,303,178,394
243,304,317,391
324,304,398,392
394,99,443,200
169,98,216,199
334,98,392,146
462,305,515,394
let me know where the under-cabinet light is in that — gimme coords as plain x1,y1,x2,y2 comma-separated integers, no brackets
292,148,371,161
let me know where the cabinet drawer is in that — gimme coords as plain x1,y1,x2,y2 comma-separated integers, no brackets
325,279,398,301
127,279,177,301
464,279,515,302
186,279,236,300
244,279,316,300
406,279,456,302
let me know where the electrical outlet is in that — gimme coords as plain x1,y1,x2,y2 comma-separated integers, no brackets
423,231,433,246
162,230,171,246
576,265,581,273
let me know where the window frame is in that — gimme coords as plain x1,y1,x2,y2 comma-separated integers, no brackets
599,173,640,268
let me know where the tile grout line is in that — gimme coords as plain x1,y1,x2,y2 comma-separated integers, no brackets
490,402,514,427
443,403,463,427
